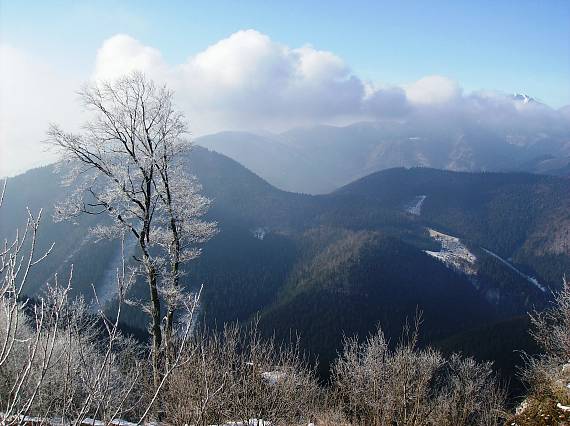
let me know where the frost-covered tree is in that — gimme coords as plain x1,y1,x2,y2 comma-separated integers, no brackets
48,72,216,389
151,135,216,369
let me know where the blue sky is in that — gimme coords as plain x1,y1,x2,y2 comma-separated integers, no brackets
2,0,569,106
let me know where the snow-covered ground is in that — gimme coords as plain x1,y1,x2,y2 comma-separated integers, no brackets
212,420,272,426
212,421,314,426
0,415,137,425
252,227,267,240
424,228,477,276
405,195,427,216
424,228,547,293
480,248,546,292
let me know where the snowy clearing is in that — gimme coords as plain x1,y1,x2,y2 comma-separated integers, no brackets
424,228,547,293
252,227,267,240
424,228,477,276
405,195,427,216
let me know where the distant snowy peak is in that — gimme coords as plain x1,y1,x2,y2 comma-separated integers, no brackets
511,93,536,104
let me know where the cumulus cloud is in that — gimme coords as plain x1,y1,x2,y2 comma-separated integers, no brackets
404,75,462,105
94,34,167,81
93,30,567,135
94,30,368,131
364,86,410,117
1,29,569,176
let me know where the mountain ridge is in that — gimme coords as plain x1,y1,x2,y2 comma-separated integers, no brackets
197,119,570,194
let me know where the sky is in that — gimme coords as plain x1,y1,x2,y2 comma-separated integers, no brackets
1,0,569,176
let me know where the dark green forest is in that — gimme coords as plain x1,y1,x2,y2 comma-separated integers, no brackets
1,147,568,400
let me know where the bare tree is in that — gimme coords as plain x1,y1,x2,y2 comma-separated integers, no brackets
48,72,216,389
0,179,56,421
151,141,216,369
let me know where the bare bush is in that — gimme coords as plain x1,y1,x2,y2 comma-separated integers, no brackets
510,277,570,424
331,321,505,425
530,277,570,362
1,283,148,423
0,182,149,424
164,321,320,426
430,355,507,426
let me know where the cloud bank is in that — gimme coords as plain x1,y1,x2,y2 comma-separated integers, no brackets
0,44,81,176
1,29,569,176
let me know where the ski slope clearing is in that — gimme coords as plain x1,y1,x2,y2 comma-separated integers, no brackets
481,247,546,292
425,228,477,276
405,195,427,216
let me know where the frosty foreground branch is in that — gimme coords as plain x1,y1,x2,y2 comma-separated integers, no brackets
0,180,204,424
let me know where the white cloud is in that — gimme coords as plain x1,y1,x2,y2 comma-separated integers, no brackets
1,30,569,176
404,75,461,105
94,30,367,132
94,34,167,82
0,44,81,176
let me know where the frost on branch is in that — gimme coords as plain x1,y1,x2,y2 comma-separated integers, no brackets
47,71,217,390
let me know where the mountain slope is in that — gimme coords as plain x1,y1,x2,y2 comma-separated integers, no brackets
196,120,570,194
336,167,570,289
2,150,569,383
259,228,496,372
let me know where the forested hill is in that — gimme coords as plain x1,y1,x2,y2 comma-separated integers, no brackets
1,147,569,388
334,167,570,284
187,145,319,229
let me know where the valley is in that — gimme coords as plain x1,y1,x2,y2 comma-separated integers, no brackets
2,147,568,394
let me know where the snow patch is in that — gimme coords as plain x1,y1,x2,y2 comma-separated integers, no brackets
0,415,137,425
480,248,546,292
261,370,286,385
252,227,267,240
424,228,477,276
405,195,427,216
512,93,534,104
212,420,271,426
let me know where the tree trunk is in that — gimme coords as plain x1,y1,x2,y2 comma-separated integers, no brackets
140,230,162,391
164,308,174,370
148,262,162,390
164,213,180,370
